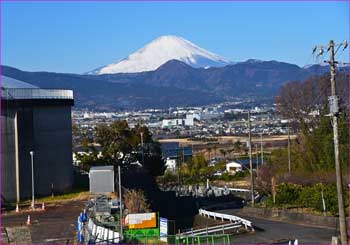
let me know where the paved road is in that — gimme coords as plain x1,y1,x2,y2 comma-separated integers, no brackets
1,200,86,244
1,201,339,244
218,209,338,244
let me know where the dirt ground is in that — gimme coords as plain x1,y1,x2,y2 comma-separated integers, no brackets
1,200,87,244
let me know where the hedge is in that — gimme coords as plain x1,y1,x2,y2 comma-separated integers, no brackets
267,183,342,215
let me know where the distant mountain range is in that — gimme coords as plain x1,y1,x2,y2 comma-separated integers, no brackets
2,60,347,110
2,35,348,110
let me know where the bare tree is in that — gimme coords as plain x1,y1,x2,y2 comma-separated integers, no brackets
123,189,151,213
276,73,349,130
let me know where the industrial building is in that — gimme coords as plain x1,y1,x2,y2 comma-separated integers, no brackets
1,76,74,202
161,114,200,128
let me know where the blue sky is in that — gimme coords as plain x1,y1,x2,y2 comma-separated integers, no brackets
2,1,349,73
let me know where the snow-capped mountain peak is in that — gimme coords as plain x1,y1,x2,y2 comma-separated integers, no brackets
88,35,231,74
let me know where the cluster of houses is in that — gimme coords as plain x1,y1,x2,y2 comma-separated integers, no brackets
161,141,250,176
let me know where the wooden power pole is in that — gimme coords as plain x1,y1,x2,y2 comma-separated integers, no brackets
328,40,347,245
287,125,291,174
248,111,255,206
260,134,264,166
314,40,348,244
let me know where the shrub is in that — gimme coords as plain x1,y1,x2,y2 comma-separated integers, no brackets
123,189,151,213
266,182,340,215
163,170,177,183
297,184,338,214
275,183,301,205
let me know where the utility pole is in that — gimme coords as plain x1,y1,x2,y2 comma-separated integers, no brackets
118,165,123,242
328,40,347,245
287,124,291,174
260,134,264,166
314,40,348,244
255,144,259,173
140,132,144,165
182,147,185,165
248,111,255,206
182,147,186,183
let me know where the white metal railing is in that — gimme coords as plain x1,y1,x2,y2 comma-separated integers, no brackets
199,209,254,231
179,223,242,237
216,187,251,193
1,88,73,100
216,187,260,200
86,218,120,244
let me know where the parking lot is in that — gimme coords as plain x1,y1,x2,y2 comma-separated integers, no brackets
1,200,87,244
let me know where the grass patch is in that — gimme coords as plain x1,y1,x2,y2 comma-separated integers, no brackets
21,188,90,205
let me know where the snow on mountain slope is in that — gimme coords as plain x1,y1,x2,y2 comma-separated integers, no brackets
88,35,231,74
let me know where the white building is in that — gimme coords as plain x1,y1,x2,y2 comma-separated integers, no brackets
165,158,177,171
162,116,199,128
226,161,242,174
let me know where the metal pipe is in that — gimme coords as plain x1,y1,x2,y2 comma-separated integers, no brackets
30,151,35,209
140,132,144,165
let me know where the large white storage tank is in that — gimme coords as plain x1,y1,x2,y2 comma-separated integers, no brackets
1,75,74,203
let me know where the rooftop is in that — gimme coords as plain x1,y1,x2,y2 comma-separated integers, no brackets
90,166,114,171
1,75,73,101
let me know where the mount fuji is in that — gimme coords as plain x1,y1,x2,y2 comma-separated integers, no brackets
88,35,231,74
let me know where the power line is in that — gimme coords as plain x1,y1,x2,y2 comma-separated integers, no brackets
303,41,349,114
302,53,314,67
335,47,348,61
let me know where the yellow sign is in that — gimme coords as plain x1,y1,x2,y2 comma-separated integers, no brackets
125,213,157,229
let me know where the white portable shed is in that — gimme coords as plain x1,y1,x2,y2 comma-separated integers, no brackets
89,166,115,193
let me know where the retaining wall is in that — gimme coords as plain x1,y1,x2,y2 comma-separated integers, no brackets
241,207,339,228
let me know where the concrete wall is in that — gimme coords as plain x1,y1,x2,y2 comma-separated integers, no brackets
241,206,339,228
1,101,74,201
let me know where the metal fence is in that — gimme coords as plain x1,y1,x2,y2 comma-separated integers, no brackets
124,234,231,245
84,218,120,244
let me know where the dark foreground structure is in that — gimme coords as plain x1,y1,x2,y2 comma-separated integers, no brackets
1,76,74,202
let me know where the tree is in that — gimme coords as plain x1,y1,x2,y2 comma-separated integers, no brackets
270,72,349,177
123,189,151,213
213,145,218,158
140,139,166,176
206,147,212,160
261,72,349,187
227,148,235,158
96,120,138,167
183,154,208,182
233,140,242,152
276,72,349,131
219,149,227,159
80,120,166,176
131,124,166,176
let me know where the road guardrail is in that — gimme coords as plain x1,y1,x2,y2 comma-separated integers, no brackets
199,208,254,231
